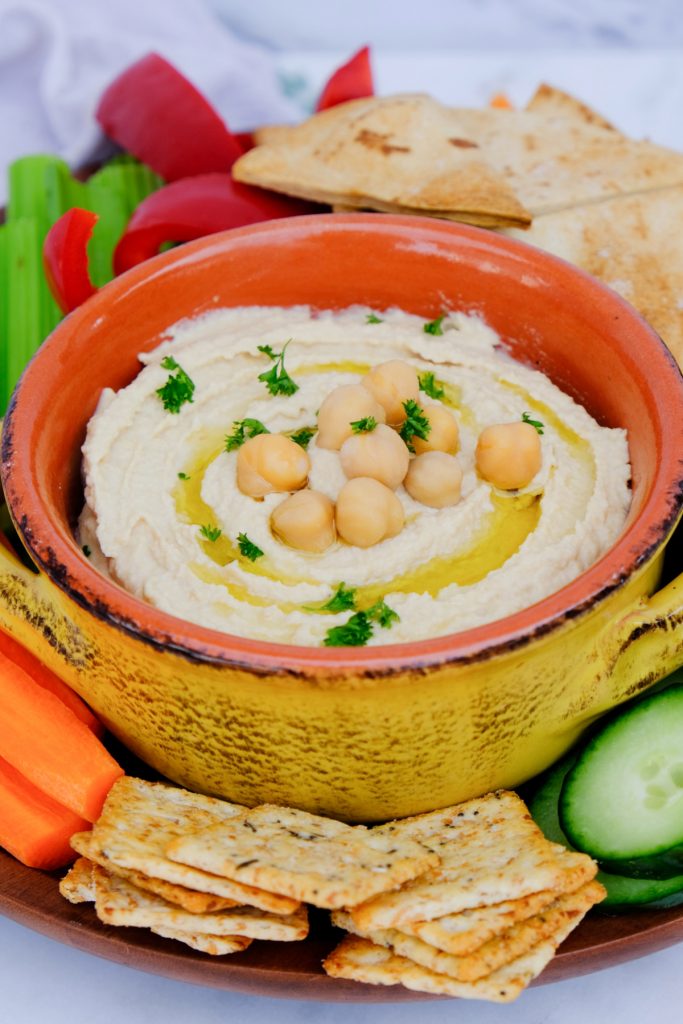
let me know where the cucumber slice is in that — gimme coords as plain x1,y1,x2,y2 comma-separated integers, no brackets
529,752,683,911
559,684,683,879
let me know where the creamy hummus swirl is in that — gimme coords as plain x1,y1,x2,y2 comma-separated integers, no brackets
79,306,631,646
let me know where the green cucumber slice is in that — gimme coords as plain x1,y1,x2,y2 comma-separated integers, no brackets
559,684,683,879
529,752,683,911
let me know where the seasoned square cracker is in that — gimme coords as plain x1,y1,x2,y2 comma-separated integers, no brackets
151,926,252,955
59,857,96,904
85,777,300,915
92,866,308,941
166,803,439,910
351,791,596,929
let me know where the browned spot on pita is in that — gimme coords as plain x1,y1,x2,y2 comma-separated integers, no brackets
449,138,479,149
355,129,410,155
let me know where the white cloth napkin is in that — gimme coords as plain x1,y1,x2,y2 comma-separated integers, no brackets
0,0,299,201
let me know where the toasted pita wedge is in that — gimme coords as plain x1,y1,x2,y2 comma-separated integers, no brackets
333,881,604,983
59,856,96,904
92,866,309,940
235,93,683,222
167,803,439,910
350,791,597,930
525,83,617,132
84,778,300,915
503,184,683,368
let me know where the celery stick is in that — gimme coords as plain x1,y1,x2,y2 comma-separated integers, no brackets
7,156,70,233
5,219,43,408
0,226,8,412
44,160,88,225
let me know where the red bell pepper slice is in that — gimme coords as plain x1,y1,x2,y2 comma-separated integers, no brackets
43,208,98,314
96,53,244,181
316,46,374,112
113,173,318,275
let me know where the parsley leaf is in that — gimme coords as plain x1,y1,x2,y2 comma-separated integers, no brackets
324,611,373,647
257,340,299,397
522,411,545,435
82,544,91,558
367,599,400,629
399,399,431,452
418,371,445,400
225,418,270,452
423,315,445,336
238,532,264,561
350,416,377,434
288,426,315,449
156,355,195,413
322,583,357,613
200,524,222,542
177,472,190,481
365,313,383,324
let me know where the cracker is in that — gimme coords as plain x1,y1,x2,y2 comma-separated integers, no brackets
92,866,309,940
351,791,597,930
166,803,439,910
86,777,300,914
71,831,238,914
59,857,96,904
403,888,560,955
334,881,604,982
324,884,599,1003
150,926,252,955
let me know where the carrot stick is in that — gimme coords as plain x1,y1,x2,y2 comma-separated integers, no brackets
0,626,103,735
489,91,514,110
0,755,88,869
0,650,123,821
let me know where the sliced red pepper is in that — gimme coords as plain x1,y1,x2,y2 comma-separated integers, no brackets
43,208,98,314
96,53,244,181
316,46,374,112
113,173,319,275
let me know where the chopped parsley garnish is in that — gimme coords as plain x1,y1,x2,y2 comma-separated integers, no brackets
418,371,445,400
365,313,383,324
324,612,373,647
257,340,299,397
522,411,545,435
288,426,316,449
199,524,222,542
238,532,264,561
322,583,357,613
82,544,91,558
225,418,270,451
423,315,445,336
367,599,400,629
177,471,190,481
399,399,431,452
156,356,195,413
323,597,399,646
350,416,377,434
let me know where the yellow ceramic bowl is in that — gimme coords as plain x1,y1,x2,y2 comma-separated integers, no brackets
1,215,682,820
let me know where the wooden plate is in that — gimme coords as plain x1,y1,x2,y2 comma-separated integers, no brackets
2,847,683,1002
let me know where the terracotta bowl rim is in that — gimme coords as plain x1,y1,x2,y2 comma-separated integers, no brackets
3,213,683,674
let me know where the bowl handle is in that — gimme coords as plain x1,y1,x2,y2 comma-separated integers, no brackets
600,570,683,701
0,533,89,677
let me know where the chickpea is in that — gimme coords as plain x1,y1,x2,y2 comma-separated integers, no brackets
404,452,463,509
362,360,420,425
412,405,459,455
475,421,542,490
335,477,405,548
270,490,336,553
340,424,410,490
316,384,386,450
236,433,310,498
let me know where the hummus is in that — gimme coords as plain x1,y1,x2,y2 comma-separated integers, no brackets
79,306,631,646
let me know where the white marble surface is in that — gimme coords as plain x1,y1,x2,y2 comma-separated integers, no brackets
2,36,683,1024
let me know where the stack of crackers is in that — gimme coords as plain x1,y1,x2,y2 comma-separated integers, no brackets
60,780,603,1002
233,86,683,368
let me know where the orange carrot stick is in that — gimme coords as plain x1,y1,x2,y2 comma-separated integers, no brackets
0,649,123,821
0,626,103,735
0,755,88,869
489,91,514,110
